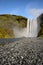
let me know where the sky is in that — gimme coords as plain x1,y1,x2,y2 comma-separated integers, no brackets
0,0,43,19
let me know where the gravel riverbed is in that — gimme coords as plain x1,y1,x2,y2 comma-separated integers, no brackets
0,37,43,65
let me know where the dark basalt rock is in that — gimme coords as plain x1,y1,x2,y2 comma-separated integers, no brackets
38,14,43,37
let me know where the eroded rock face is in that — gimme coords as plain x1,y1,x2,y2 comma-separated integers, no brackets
38,14,43,37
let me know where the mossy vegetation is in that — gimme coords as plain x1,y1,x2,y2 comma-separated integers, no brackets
0,28,15,38
0,14,27,38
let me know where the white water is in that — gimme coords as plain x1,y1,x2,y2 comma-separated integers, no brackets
32,19,38,37
13,18,40,38
25,18,38,37
27,19,32,37
13,27,27,38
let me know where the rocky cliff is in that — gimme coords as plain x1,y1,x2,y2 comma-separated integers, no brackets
38,14,43,37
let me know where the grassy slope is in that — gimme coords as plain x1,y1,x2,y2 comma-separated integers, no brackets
0,14,27,38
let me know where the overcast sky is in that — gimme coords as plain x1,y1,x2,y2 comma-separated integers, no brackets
0,0,43,19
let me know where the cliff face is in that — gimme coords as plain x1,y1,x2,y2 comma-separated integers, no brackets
0,14,43,38
38,14,43,37
0,14,27,38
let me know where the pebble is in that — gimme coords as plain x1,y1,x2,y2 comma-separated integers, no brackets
0,38,43,65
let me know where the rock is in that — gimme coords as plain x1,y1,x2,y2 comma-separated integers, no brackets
0,38,43,65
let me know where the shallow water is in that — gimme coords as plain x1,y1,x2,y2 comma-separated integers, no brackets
0,38,23,43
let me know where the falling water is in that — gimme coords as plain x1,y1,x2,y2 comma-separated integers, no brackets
27,18,38,37
27,19,30,37
27,19,32,37
32,18,38,37
13,18,40,38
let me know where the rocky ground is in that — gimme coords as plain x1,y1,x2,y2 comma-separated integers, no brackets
0,37,43,65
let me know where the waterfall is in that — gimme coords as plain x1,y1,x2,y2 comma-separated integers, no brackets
13,18,38,38
27,19,32,37
32,18,38,37
27,19,30,37
27,19,29,37
27,18,38,37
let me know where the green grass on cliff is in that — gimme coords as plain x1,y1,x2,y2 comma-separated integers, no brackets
0,14,27,38
0,14,27,28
